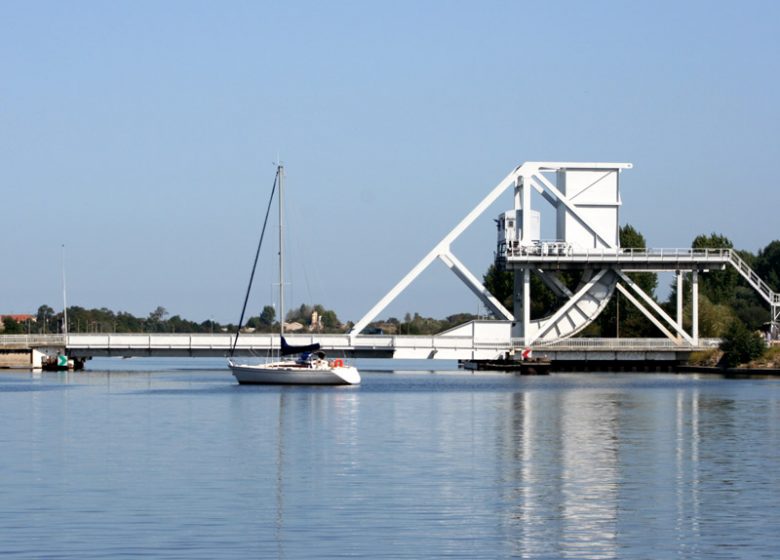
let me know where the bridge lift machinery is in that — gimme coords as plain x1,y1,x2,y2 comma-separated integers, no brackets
350,162,779,348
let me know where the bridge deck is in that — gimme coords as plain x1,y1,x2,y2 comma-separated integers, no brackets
1,332,718,362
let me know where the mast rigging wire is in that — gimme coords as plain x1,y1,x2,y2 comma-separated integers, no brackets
230,167,280,357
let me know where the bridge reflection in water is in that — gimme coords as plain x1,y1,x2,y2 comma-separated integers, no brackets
493,378,761,558
222,372,775,558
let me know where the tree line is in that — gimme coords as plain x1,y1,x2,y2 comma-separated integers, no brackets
1,303,349,335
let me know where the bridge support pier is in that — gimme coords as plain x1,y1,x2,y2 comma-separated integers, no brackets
513,267,531,340
677,271,684,335
692,270,699,344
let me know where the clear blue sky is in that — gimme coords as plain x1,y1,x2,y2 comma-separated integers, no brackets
2,1,778,324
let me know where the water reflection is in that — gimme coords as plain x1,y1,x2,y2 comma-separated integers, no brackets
493,377,780,559
501,388,620,558
275,394,285,559
3,369,780,558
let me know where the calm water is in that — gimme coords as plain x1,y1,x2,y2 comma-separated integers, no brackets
1,359,780,559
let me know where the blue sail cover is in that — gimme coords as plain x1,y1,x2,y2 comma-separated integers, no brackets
280,336,321,356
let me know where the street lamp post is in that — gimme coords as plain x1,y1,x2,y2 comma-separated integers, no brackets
62,244,68,337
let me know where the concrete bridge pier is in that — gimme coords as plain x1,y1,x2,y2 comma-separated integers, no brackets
0,337,84,370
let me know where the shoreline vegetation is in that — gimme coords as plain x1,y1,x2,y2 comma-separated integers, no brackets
2,229,778,369
0,304,481,338
687,345,780,370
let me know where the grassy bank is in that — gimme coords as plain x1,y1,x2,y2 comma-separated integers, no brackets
687,345,780,369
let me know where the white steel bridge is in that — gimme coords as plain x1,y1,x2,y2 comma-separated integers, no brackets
3,160,777,368
0,332,721,364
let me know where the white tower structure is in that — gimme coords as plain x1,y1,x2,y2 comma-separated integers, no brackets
556,168,621,251
493,163,629,341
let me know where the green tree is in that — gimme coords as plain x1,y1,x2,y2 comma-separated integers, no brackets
319,309,340,329
483,264,560,319
246,305,278,332
719,319,765,368
620,225,658,294
148,306,168,323
2,317,24,334
691,233,738,304
731,286,767,331
167,315,200,333
116,311,144,333
146,306,169,332
755,240,780,291
286,304,311,324
36,305,55,333
259,305,276,327
688,294,736,337
595,224,659,337
483,264,513,310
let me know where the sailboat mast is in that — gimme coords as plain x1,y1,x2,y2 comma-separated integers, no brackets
278,164,284,341
62,244,68,336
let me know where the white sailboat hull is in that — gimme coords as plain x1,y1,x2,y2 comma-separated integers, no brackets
229,359,361,385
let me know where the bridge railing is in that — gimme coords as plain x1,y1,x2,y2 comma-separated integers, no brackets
0,334,65,347
526,337,721,351
727,250,779,305
5,332,721,349
503,245,735,259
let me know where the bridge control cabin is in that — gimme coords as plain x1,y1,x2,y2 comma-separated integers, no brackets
496,166,622,268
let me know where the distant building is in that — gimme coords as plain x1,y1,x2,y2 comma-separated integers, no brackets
284,321,304,333
0,314,36,323
0,314,36,332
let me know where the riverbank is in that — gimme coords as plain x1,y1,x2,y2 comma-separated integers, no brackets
688,345,780,367
677,365,780,377
682,345,780,376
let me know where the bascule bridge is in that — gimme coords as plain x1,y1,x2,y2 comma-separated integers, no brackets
349,161,779,351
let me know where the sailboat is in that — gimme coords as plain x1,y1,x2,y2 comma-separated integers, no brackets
227,164,361,385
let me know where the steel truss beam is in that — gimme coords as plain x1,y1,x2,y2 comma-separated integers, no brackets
438,251,513,320
349,164,525,340
534,269,573,299
614,269,695,345
350,162,631,341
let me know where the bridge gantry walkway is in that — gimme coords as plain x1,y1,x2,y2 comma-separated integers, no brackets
499,246,780,344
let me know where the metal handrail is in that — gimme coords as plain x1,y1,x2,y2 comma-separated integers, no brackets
522,337,721,350
0,334,65,346
504,246,735,259
502,246,780,309
727,250,779,305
